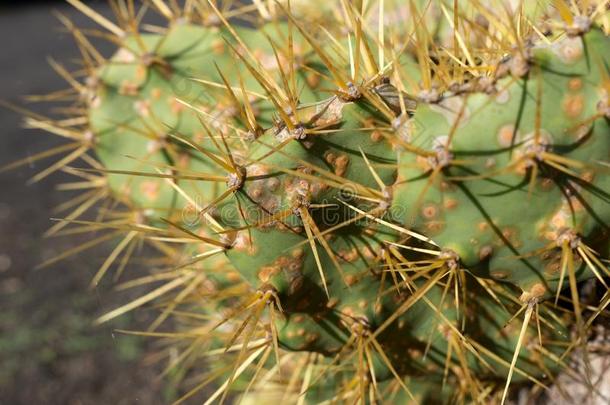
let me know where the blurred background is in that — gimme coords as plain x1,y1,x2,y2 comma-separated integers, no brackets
0,1,169,403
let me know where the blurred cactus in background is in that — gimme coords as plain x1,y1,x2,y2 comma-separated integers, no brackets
5,0,610,403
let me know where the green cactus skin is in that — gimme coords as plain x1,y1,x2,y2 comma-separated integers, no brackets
216,62,573,393
209,27,608,405
236,270,569,404
89,21,330,215
221,91,400,351
105,22,605,405
90,23,231,212
393,28,610,299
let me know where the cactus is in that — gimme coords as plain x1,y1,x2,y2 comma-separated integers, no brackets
393,28,610,299
7,0,610,404
90,19,332,214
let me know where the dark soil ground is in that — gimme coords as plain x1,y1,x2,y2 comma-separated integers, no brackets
0,2,169,404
